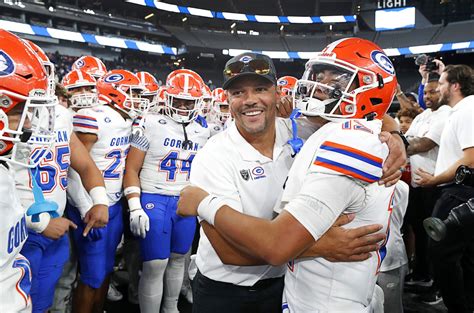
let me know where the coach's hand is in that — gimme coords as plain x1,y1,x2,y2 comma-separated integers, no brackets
42,217,77,240
276,95,293,118
83,204,109,237
130,208,150,238
177,185,209,217
301,214,386,262
379,131,406,187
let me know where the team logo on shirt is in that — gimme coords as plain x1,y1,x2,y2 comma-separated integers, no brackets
104,117,111,123
251,166,266,179
0,50,16,77
145,203,154,210
370,51,395,75
159,119,167,125
240,169,250,181
239,167,266,181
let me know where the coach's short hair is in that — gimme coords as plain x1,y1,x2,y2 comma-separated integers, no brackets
443,64,474,97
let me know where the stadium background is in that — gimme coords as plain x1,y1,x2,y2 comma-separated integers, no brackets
1,0,472,312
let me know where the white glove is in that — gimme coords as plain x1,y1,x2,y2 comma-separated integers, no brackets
130,209,150,238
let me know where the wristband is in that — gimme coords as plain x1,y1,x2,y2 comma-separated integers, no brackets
89,186,109,207
389,130,410,149
197,194,225,226
26,212,51,233
124,186,141,196
128,197,142,212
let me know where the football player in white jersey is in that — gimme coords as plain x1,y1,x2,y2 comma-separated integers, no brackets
123,69,211,313
208,87,231,132
13,44,109,312
0,29,56,313
177,38,399,312
69,69,148,313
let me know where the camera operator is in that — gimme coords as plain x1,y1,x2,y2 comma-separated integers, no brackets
415,64,474,313
415,54,446,110
403,72,451,287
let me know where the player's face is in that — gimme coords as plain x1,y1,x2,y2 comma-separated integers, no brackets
172,98,195,115
69,86,94,96
227,76,278,137
423,81,440,109
7,103,31,131
201,100,211,114
307,68,352,101
219,104,230,114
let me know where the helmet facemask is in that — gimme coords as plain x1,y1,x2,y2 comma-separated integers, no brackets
294,60,358,119
164,93,201,124
0,89,56,168
115,85,150,119
211,101,231,125
68,85,99,109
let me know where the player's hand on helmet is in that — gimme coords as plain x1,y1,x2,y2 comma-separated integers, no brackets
379,131,406,187
130,208,150,238
82,204,109,238
42,217,77,240
276,95,293,118
302,214,386,262
177,185,209,217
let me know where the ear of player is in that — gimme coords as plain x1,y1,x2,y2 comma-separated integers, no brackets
0,29,56,168
293,37,397,121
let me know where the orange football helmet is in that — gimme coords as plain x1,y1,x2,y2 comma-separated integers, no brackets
201,84,213,116
210,88,231,125
294,37,397,120
137,71,159,95
97,69,148,119
164,69,203,123
277,76,298,97
62,70,98,109
137,71,159,112
0,29,56,167
22,39,56,97
72,55,107,79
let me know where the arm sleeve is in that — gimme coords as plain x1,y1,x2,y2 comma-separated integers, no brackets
418,83,426,110
284,173,365,241
73,109,99,135
130,131,150,151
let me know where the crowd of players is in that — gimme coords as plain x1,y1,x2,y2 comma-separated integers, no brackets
1,26,473,313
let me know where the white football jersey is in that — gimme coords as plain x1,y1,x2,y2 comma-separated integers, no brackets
73,105,132,206
0,165,31,312
132,114,211,196
14,105,73,216
280,119,395,312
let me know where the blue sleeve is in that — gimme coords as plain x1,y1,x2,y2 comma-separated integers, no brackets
418,84,426,110
195,115,208,128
